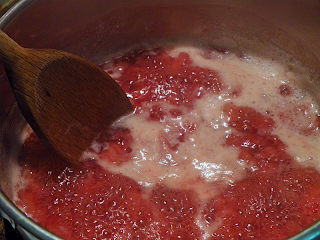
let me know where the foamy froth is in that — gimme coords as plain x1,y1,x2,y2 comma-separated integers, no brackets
84,45,320,206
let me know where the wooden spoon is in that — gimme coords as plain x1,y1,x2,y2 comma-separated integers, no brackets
0,30,134,165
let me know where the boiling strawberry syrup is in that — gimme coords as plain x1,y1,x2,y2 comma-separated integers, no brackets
16,46,320,239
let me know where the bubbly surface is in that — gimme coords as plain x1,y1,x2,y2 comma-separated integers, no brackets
15,44,320,240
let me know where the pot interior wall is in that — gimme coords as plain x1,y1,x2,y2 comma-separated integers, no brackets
1,0,320,238
1,0,320,64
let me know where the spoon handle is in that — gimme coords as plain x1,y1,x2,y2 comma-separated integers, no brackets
0,30,38,102
0,30,26,69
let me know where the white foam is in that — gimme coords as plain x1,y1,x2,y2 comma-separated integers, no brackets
97,45,320,196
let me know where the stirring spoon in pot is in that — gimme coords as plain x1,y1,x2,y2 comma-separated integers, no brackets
0,30,134,165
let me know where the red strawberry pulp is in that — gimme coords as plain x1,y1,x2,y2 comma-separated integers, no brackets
15,45,320,239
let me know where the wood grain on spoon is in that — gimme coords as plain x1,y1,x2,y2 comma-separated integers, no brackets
0,30,134,164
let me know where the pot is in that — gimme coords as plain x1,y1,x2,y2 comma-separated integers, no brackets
1,0,320,239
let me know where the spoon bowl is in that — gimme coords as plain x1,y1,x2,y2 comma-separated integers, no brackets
0,30,134,164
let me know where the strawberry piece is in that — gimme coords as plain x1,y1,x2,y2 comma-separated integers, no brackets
278,84,292,96
278,103,320,136
224,103,275,134
148,104,167,121
225,104,290,172
111,48,223,107
98,128,133,164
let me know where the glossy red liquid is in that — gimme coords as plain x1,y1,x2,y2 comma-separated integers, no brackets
17,47,320,239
